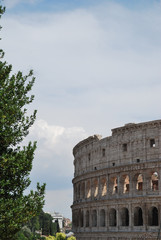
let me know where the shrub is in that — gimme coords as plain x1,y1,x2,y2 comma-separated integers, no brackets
67,237,76,240
46,236,56,240
56,232,66,240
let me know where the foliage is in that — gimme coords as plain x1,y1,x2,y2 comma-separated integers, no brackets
0,3,45,239
27,215,40,233
15,231,28,240
67,237,76,240
46,236,56,240
56,232,66,240
26,210,58,236
15,227,32,240
39,211,56,236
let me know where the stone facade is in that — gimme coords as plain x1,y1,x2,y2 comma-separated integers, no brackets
71,120,161,240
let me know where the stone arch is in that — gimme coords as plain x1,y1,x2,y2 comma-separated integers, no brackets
86,210,89,227
93,178,98,197
135,174,143,191
134,207,143,226
109,208,117,226
86,180,91,198
80,210,84,227
92,209,97,227
100,209,105,227
81,182,85,199
101,177,107,196
123,175,130,193
151,172,159,191
78,183,81,199
75,185,78,200
112,177,118,194
148,206,158,226
78,209,81,227
120,207,129,226
73,210,78,228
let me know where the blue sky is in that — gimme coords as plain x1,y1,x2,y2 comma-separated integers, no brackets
5,0,160,13
1,0,161,218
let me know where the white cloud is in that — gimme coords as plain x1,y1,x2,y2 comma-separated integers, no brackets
29,119,87,159
24,120,87,218
25,119,87,186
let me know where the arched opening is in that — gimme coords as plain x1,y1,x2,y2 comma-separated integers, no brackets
93,179,98,197
148,207,158,226
120,208,129,226
78,183,81,199
86,210,89,227
123,175,130,193
112,177,118,194
76,211,79,227
100,209,105,227
101,177,107,196
81,182,85,199
134,207,143,226
75,185,78,200
92,210,97,227
73,210,78,228
86,180,91,198
151,172,158,191
109,208,117,226
80,210,84,227
136,174,143,191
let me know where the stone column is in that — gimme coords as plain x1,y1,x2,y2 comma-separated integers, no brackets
116,206,119,231
143,203,148,231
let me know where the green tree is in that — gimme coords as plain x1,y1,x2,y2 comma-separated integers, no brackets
0,4,45,239
27,215,40,233
40,212,55,236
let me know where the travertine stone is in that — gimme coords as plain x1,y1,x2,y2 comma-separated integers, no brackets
71,120,161,240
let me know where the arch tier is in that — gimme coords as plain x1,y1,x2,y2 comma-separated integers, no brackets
71,120,161,239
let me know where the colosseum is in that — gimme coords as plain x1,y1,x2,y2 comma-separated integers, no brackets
71,120,161,240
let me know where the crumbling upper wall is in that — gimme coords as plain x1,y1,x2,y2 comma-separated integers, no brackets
73,120,161,177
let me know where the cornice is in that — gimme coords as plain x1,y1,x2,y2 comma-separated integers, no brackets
72,159,161,183
112,119,161,135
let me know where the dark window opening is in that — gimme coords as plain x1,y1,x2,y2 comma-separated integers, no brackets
123,143,127,152
88,153,91,161
152,180,158,191
100,209,105,227
80,211,84,227
109,209,117,226
134,207,143,226
121,208,129,226
151,172,159,191
112,177,118,194
86,211,89,227
150,139,155,148
126,184,129,192
136,174,143,191
137,159,140,163
92,210,97,227
102,148,106,157
112,162,115,166
148,207,158,226
138,182,143,191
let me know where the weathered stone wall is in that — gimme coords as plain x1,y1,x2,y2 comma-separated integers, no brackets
71,120,161,240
